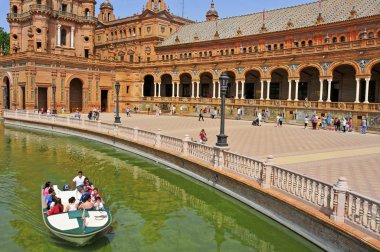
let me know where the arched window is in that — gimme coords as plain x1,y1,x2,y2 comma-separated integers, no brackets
209,51,212,56
12,5,18,14
61,29,67,46
378,31,380,38
37,0,42,4
102,12,105,20
332,37,337,43
273,44,278,50
184,53,187,58
301,41,306,47
340,36,346,43
108,13,111,22
119,53,124,61
111,32,113,40
368,32,374,39
359,33,366,40
85,8,90,18
308,40,313,46
199,52,202,57
267,45,271,51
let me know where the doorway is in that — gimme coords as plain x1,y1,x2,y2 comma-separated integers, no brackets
38,87,48,112
21,86,26,110
101,90,108,112
70,78,83,112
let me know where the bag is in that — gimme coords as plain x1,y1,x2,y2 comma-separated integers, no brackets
63,184,70,191
202,137,208,142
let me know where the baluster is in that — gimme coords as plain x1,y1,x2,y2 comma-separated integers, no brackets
332,189,338,217
320,185,325,207
278,170,282,189
367,202,373,230
288,173,293,193
292,174,296,194
282,171,286,190
314,182,320,205
375,205,380,234
296,176,301,197
358,199,365,225
302,177,307,199
308,180,313,201
327,187,332,210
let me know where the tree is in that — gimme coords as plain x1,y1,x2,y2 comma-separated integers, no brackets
0,27,10,55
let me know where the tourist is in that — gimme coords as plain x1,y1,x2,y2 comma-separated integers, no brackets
348,118,353,132
333,117,338,131
79,195,94,210
71,171,86,192
84,177,94,194
74,110,81,119
40,107,44,114
88,111,93,120
279,114,283,127
126,107,131,117
91,188,102,202
276,114,280,127
304,116,309,129
362,117,367,134
237,108,242,120
198,109,204,121
44,188,55,210
79,186,90,203
312,115,318,130
47,198,63,216
61,107,65,115
64,197,78,212
47,108,51,116
43,181,52,197
155,107,160,117
257,112,262,126
342,117,347,133
336,118,341,132
93,196,104,210
199,129,207,144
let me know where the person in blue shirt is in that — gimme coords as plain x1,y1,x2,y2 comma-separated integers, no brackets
44,188,55,210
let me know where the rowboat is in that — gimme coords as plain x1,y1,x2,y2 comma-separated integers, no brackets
41,185,112,246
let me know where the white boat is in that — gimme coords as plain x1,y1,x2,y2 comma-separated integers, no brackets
41,185,112,246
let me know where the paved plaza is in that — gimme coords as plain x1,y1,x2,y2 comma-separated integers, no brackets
96,112,380,200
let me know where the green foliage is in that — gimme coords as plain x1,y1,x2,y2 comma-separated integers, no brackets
0,27,10,55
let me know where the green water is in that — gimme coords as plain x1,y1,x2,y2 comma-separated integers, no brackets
0,122,324,252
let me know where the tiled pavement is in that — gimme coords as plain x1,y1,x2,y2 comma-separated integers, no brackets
97,112,380,200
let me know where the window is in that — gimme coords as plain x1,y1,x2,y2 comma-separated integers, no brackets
102,12,104,20
243,48,247,53
231,49,234,55
273,44,278,50
225,49,229,55
204,51,207,57
294,41,299,47
308,40,313,46
147,57,150,62
139,28,142,36
147,26,151,33
332,37,337,43
220,50,223,56
120,53,124,61
280,43,284,50
84,49,89,58
161,55,164,61
248,47,252,53
267,45,271,51
209,51,212,56
301,41,306,47
378,31,380,38
84,36,89,42
97,35,101,42
36,42,42,49
61,4,67,12
165,55,169,60
184,53,187,59
12,5,17,14
61,29,67,46
180,54,183,59
13,34,18,39
368,32,374,39
85,8,90,18
359,33,366,40
340,36,346,43
129,55,134,62
36,28,42,34
254,46,258,52
126,86,130,94
37,0,42,5
170,55,173,60
138,56,142,62
108,13,111,22
199,52,202,57
189,53,192,58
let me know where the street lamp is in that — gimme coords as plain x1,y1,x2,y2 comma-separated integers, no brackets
114,81,121,124
52,84,57,115
216,72,229,147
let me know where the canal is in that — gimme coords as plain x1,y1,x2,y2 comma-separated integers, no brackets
0,122,323,251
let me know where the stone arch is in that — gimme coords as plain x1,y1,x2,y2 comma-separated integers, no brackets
179,73,192,97
328,61,360,76
143,74,155,97
296,64,323,77
242,67,264,79
197,71,214,80
270,68,289,100
298,67,321,101
217,68,239,79
366,59,380,76
222,71,237,98
2,74,12,109
244,69,261,99
331,64,357,102
369,62,380,103
179,71,195,80
160,74,173,97
267,66,292,78
68,78,84,112
199,72,214,98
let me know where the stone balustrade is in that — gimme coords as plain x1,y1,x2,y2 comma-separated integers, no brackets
4,109,380,239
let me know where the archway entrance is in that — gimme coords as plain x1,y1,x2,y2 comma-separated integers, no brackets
270,69,289,100
299,67,320,101
101,90,108,112
200,72,213,98
38,87,48,112
224,71,236,98
3,77,10,109
143,75,154,97
332,65,356,102
369,63,380,103
70,78,83,112
160,74,173,97
244,70,261,99
179,73,192,97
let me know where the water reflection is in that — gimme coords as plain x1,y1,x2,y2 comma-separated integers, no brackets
0,123,323,251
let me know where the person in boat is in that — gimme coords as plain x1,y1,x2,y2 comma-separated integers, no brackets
91,188,102,202
71,171,86,192
44,188,55,210
43,181,52,197
78,195,94,210
79,186,90,203
48,198,63,216
64,196,78,212
83,177,94,194
93,196,104,211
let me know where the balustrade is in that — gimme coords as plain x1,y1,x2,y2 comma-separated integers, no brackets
187,141,215,165
224,151,263,181
161,135,183,154
137,129,156,146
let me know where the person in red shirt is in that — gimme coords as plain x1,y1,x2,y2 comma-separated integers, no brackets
48,198,63,216
199,129,207,144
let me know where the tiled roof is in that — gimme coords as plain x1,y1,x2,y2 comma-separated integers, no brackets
159,0,380,47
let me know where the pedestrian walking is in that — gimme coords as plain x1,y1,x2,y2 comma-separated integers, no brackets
199,129,207,144
304,116,309,129
198,109,204,121
361,117,367,134
126,107,131,117
237,108,242,120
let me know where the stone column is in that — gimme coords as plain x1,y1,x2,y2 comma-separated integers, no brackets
260,80,264,100
241,81,245,99
196,82,200,98
287,81,292,101
294,80,299,101
327,79,332,102
158,83,161,97
172,83,175,97
266,81,271,100
176,83,180,98
330,177,349,223
319,79,324,102
235,82,239,99
141,82,144,97
364,78,370,104
218,82,221,98
153,83,157,97
355,78,360,103
212,81,216,98
191,82,195,98
70,27,75,48
57,24,61,47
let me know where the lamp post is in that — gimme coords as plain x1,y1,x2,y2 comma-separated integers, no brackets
52,84,57,115
114,81,121,124
216,73,229,147
34,87,38,111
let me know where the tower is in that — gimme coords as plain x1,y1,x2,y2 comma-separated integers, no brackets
8,0,23,54
206,0,219,21
98,0,115,23
146,0,167,12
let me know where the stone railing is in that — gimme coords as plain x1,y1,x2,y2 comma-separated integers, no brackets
3,110,380,238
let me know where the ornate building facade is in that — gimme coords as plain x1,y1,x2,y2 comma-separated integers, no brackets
1,0,380,128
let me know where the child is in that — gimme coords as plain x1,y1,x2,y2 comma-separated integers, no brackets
93,196,104,210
